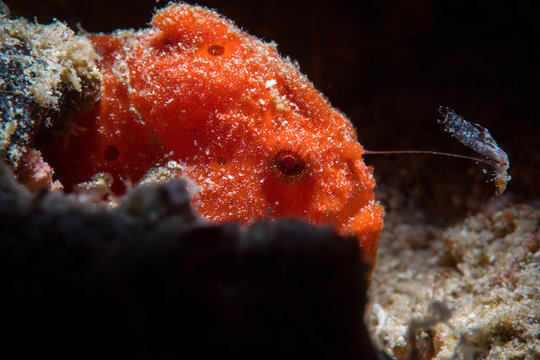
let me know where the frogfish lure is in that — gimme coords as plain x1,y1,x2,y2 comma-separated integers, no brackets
437,106,510,195
39,3,384,267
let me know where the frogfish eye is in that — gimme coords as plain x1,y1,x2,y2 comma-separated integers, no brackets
207,44,225,56
274,151,305,176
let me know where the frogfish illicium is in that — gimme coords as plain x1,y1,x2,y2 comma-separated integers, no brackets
39,3,384,267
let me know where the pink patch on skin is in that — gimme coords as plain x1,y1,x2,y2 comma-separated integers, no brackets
16,150,54,192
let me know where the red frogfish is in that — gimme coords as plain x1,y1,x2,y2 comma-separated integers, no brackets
39,3,384,267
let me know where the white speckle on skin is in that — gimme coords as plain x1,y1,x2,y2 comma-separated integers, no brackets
265,79,277,88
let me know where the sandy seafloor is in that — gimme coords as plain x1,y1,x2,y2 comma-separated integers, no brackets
366,202,540,359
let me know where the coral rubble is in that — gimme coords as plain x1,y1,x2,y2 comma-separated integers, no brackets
368,206,540,359
0,6,100,183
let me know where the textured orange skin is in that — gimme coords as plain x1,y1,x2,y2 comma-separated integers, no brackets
41,4,384,267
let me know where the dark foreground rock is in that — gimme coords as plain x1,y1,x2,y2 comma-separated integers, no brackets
0,165,391,360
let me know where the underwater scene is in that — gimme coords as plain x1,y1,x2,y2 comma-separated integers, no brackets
1,1,538,359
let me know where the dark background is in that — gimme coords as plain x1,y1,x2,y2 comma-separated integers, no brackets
7,0,539,223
